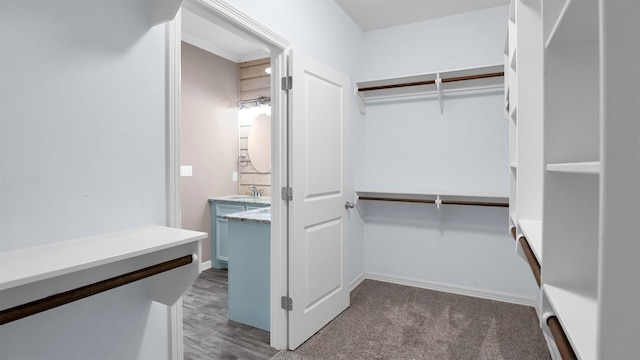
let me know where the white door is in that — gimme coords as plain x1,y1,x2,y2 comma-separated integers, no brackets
287,50,350,349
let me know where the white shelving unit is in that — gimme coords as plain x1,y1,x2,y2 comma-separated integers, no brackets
509,0,640,358
541,0,599,358
506,0,544,267
506,1,518,233
355,64,504,115
514,0,543,257
597,2,640,358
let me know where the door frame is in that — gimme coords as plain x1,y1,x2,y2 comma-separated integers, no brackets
165,0,291,355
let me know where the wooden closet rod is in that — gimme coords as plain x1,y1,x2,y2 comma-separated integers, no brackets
0,254,193,326
358,72,504,92
519,236,541,287
547,316,578,360
358,196,508,207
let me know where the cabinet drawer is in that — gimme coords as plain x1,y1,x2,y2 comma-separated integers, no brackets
216,204,245,216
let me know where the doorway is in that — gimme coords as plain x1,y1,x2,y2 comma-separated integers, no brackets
168,1,351,355
166,0,290,354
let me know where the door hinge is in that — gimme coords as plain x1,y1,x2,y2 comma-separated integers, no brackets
281,296,293,311
281,187,293,201
281,76,292,91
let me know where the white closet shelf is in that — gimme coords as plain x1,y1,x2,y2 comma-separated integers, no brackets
545,0,598,49
518,220,542,263
544,285,597,360
0,226,206,322
546,161,600,174
509,105,517,122
355,64,504,114
510,163,518,169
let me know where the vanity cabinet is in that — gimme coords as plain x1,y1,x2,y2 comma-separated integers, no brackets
208,197,269,269
226,210,271,331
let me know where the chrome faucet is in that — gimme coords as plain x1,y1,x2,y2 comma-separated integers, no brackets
249,185,259,197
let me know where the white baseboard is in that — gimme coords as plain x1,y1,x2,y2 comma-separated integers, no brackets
349,272,366,292
361,272,537,308
199,260,212,272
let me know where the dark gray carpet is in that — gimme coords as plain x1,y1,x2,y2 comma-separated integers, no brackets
272,280,549,360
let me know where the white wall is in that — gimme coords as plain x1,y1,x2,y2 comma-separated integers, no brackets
362,89,507,195
359,6,539,302
224,0,363,77
0,1,170,358
224,0,367,284
362,6,510,79
363,202,536,301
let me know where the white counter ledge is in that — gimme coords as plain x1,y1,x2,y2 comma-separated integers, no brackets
0,226,206,324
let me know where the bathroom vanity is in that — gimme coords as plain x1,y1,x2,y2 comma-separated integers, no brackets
224,207,271,331
207,195,270,269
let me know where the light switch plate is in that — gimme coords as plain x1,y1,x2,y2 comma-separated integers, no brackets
232,171,238,182
180,166,192,177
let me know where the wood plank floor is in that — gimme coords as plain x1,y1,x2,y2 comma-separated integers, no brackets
183,268,278,360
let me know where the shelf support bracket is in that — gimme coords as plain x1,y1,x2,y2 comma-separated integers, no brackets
354,191,364,218
355,88,366,115
435,73,443,114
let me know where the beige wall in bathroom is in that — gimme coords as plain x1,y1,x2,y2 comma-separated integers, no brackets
238,57,272,196
181,42,239,263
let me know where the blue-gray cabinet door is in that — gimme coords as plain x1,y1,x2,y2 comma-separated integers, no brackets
215,217,230,262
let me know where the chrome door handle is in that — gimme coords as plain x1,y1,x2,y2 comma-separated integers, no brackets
345,201,355,209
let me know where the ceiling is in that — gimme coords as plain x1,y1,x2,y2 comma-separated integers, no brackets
334,0,509,31
181,0,510,62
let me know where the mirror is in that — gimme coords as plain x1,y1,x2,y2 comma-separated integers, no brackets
247,113,271,173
